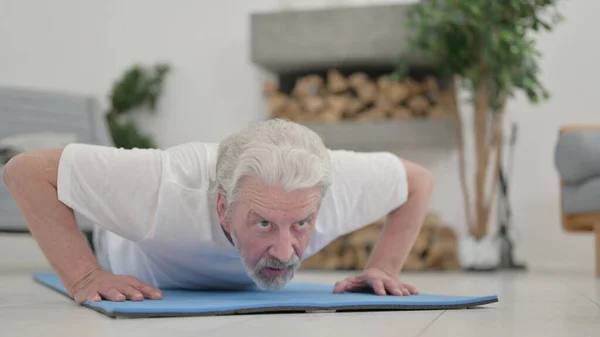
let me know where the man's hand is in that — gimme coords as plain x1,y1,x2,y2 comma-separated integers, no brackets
70,268,163,304
332,268,418,296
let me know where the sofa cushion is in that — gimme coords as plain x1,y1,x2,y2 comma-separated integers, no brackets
555,130,600,184
562,175,600,214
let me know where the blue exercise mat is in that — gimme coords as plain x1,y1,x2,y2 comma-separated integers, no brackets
33,272,498,318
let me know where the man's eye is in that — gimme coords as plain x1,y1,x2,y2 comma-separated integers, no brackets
257,221,270,228
297,220,307,227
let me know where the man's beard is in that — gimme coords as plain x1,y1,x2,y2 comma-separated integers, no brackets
231,230,300,290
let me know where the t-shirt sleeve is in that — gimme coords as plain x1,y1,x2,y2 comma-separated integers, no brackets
57,143,165,242
318,150,409,238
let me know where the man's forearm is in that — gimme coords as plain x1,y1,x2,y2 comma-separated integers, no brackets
3,151,101,294
365,163,434,276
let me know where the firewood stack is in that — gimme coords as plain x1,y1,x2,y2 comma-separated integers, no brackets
301,212,461,271
264,69,455,123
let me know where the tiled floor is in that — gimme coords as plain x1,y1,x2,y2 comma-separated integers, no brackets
1,234,599,337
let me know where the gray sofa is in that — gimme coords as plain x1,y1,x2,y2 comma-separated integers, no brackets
554,124,600,277
0,86,113,234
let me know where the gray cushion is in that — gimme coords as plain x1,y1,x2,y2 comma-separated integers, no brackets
0,86,113,231
555,130,600,184
562,175,600,214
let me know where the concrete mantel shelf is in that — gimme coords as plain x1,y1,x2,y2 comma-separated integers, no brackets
299,117,457,152
250,3,456,151
250,3,431,74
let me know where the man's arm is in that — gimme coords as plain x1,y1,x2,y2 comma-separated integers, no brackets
2,148,103,292
2,147,162,303
364,159,434,276
332,157,434,296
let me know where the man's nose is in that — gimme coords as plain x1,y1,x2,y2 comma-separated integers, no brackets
270,231,295,261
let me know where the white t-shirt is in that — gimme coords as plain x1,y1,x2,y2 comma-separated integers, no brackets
57,142,408,290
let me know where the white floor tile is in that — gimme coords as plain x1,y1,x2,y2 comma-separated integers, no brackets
203,311,442,337
420,311,600,337
1,234,600,337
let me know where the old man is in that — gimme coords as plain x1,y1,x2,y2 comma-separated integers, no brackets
3,119,433,304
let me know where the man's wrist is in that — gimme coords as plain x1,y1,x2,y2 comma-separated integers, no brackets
66,265,103,292
364,259,401,277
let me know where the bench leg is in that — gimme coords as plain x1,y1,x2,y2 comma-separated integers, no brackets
596,223,600,278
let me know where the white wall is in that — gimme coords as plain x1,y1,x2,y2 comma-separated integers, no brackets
1,0,598,272
508,0,600,271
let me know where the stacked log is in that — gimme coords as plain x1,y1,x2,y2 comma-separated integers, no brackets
301,212,461,271
264,69,455,123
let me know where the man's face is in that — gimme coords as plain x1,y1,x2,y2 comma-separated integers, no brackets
217,176,321,290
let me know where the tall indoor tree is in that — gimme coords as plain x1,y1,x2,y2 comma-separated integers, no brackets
393,0,564,240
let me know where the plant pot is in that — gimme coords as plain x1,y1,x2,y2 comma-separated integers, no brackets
458,234,501,271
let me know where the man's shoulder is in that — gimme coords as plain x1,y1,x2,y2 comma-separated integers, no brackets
164,141,219,155
159,141,220,190
317,148,407,226
162,141,220,163
328,149,403,178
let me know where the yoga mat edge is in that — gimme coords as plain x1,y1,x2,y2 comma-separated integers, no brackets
32,272,498,318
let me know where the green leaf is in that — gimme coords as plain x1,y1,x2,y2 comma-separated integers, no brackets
392,0,564,108
106,63,171,149
523,77,535,90
501,30,513,42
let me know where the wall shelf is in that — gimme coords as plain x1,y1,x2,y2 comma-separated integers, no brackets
299,117,457,152
250,3,431,74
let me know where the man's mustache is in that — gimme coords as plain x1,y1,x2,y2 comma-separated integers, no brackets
259,255,300,268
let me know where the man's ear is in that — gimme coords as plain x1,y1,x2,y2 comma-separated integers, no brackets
217,190,231,232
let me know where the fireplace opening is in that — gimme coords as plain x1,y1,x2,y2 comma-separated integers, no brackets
263,64,455,123
276,65,445,95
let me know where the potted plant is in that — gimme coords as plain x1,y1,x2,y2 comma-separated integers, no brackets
106,63,171,149
393,0,564,264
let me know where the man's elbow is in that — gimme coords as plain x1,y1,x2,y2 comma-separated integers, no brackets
3,149,62,189
3,155,19,186
2,154,27,189
405,160,435,197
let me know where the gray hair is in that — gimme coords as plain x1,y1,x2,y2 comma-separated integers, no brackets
216,119,332,212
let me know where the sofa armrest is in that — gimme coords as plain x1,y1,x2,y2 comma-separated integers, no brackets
555,124,600,184
557,124,600,232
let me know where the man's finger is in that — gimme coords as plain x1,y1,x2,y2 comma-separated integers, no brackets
120,286,144,301
402,283,419,295
384,279,404,296
371,279,386,296
104,288,126,302
125,276,162,299
137,283,163,300
333,279,349,294
73,290,88,304
399,285,411,296
86,291,102,302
